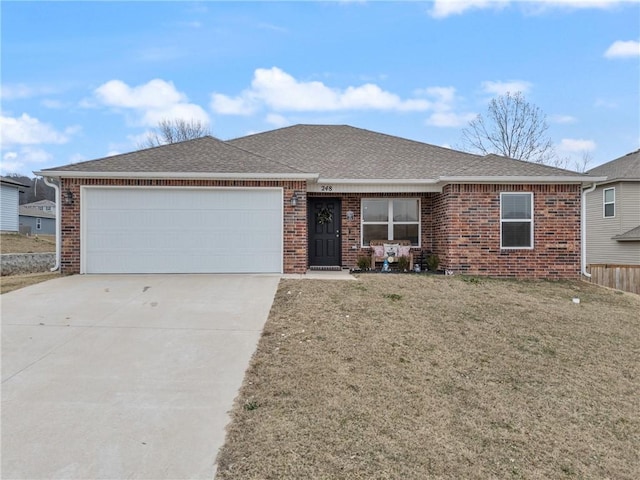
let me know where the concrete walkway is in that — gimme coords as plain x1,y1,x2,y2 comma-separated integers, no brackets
1,274,280,480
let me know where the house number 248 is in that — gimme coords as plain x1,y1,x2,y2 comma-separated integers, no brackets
321,185,333,192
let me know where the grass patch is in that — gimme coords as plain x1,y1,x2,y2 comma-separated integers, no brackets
1,233,56,254
217,275,640,479
1,272,60,294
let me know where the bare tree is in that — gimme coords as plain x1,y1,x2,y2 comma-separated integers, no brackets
460,92,557,165
574,150,592,173
139,119,211,148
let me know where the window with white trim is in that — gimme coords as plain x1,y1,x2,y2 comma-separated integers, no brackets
500,193,533,249
361,198,420,246
603,187,615,218
36,218,42,230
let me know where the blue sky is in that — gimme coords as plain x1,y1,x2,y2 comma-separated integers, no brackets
1,0,639,176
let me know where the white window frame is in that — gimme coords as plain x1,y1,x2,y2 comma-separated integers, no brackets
603,187,615,218
500,192,534,250
36,218,42,230
361,198,421,247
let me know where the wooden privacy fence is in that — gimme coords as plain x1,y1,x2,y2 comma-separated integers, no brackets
588,264,640,295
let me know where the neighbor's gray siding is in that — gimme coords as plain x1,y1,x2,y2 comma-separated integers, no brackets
18,215,56,235
1,184,20,232
586,181,640,265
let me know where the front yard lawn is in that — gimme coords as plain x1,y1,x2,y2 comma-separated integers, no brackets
217,275,639,479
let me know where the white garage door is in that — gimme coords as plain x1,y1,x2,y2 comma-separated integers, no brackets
82,187,283,274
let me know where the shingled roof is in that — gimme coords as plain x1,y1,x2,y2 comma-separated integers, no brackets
229,125,589,180
38,124,594,182
612,225,640,242
587,149,640,183
39,136,309,177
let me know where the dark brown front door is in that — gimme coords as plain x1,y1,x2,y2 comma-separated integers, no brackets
308,198,341,267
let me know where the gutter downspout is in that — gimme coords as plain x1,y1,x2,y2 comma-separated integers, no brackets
42,176,60,272
581,182,598,278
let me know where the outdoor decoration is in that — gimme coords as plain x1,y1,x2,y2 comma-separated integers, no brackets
317,207,333,225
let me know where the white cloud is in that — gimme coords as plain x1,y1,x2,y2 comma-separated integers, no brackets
594,98,618,108
430,0,508,18
265,113,290,128
211,67,431,115
558,138,597,152
482,80,532,96
93,79,209,126
95,79,186,109
0,114,73,146
550,114,577,124
419,86,477,127
0,83,57,100
1,147,53,175
41,99,67,109
430,0,625,18
604,40,640,58
211,93,258,115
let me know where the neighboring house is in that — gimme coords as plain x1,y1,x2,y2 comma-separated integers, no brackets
1,176,30,233
20,199,56,213
585,150,640,267
19,205,56,235
35,125,602,278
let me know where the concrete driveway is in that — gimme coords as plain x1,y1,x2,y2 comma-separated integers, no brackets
1,274,280,480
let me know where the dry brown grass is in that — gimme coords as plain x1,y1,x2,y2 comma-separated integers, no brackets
0,272,60,294
217,275,640,480
1,233,55,254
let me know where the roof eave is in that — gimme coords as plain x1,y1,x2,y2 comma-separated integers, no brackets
34,171,318,181
317,178,439,185
438,175,607,184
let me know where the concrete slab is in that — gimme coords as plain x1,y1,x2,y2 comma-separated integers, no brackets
283,269,357,280
1,274,280,480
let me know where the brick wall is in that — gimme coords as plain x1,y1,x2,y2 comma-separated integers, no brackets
59,179,582,278
309,192,435,268
59,178,307,274
432,184,582,279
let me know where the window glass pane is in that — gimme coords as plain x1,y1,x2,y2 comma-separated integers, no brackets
362,200,388,222
604,203,615,217
363,224,389,246
393,224,419,245
502,194,531,220
604,189,614,203
393,199,419,222
502,222,531,248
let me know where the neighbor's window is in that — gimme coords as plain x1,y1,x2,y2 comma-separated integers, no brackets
361,198,420,246
603,187,615,218
36,218,42,230
500,193,533,249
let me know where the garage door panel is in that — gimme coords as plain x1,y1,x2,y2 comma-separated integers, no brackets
83,188,283,274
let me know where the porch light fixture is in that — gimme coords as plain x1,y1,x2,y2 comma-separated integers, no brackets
346,210,355,221
64,189,74,205
290,192,299,207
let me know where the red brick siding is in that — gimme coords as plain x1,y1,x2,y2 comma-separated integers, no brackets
432,184,581,279
59,179,581,279
309,192,436,268
59,178,307,274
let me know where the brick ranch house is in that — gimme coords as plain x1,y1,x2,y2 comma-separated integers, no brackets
36,125,604,278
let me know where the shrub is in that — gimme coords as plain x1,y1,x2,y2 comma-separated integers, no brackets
426,254,440,272
356,256,371,270
397,255,410,272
